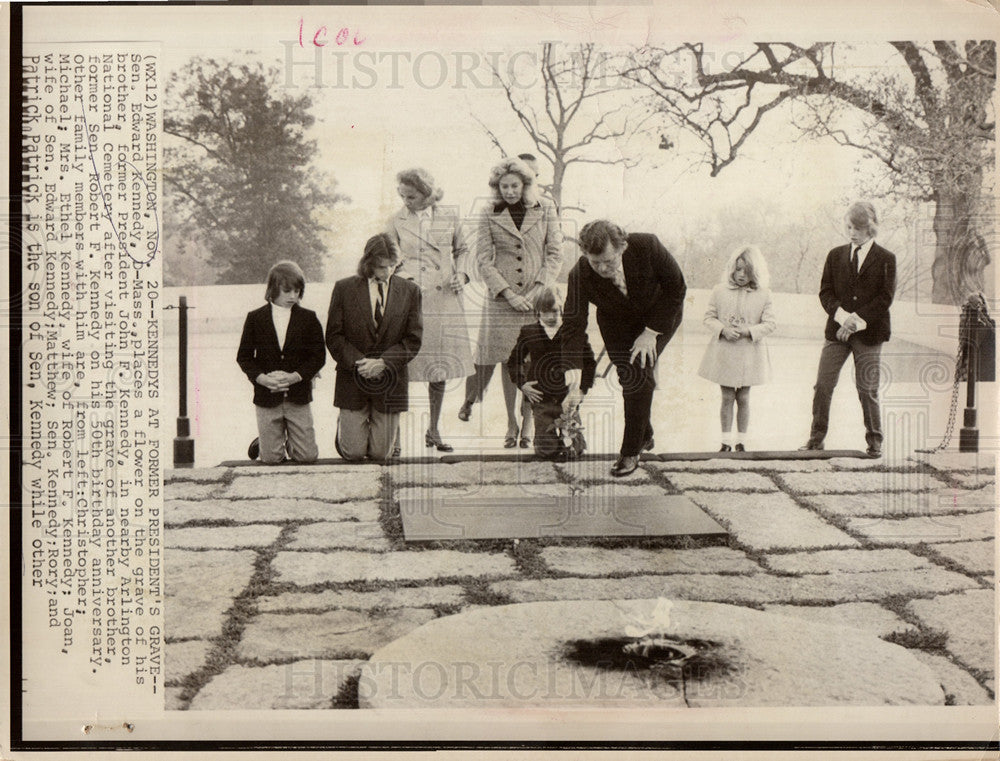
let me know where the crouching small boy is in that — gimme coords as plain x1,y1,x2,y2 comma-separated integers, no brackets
507,286,596,460
237,261,326,464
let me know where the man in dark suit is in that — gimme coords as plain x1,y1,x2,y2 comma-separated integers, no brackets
326,233,422,461
801,201,896,457
563,220,686,476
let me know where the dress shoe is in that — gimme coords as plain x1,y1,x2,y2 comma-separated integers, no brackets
798,441,824,451
719,444,732,452
391,446,401,459
425,431,454,452
519,436,532,449
866,446,882,459
248,437,260,460
503,426,519,448
611,455,639,477
642,436,655,452
734,443,746,452
457,402,472,422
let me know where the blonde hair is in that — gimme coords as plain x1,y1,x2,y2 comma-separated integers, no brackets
723,245,769,290
487,158,538,206
846,201,878,237
396,168,444,207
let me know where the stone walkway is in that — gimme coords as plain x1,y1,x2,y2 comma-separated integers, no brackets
162,451,996,710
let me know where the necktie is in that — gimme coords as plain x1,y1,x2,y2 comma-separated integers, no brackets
374,282,384,326
851,246,859,276
610,269,628,298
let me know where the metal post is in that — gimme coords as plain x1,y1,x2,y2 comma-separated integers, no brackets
173,295,195,467
959,335,979,453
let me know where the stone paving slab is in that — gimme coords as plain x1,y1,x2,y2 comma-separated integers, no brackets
779,471,946,495
661,472,778,493
762,602,917,638
686,491,858,551
166,498,381,526
389,460,559,486
361,599,944,708
828,456,914,470
763,548,931,575
273,549,517,586
928,540,995,576
257,585,467,613
165,549,257,640
165,687,186,711
287,522,390,551
910,651,993,706
229,464,381,477
554,459,653,484
910,451,996,474
907,589,996,676
539,546,760,576
166,468,230,483
189,659,365,710
224,472,381,502
950,473,995,490
237,609,436,663
166,525,283,550
845,511,995,546
646,459,835,473
493,567,978,606
167,481,224,500
166,640,214,685
394,483,569,502
804,488,995,519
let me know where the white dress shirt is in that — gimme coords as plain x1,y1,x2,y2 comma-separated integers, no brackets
835,238,875,330
271,302,292,349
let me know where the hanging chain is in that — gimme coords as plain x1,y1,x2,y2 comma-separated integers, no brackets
915,343,964,453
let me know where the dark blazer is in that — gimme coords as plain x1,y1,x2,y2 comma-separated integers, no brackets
506,322,597,403
236,303,326,407
819,242,896,345
325,274,422,413
563,232,686,361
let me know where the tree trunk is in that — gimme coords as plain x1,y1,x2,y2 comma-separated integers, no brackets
551,160,565,213
931,184,991,305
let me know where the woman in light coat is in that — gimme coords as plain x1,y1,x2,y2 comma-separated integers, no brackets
389,168,475,452
459,157,563,448
697,245,776,452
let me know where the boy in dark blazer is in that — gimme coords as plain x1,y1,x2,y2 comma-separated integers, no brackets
236,261,326,464
326,233,422,462
562,220,686,476
801,201,896,457
507,285,597,460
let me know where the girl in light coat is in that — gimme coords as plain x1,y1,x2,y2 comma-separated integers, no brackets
697,245,776,452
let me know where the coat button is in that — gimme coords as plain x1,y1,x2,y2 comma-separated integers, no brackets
517,282,524,287
516,256,523,261
436,285,442,291
516,268,523,273
516,243,522,249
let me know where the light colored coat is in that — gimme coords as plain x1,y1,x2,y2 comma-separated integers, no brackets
474,199,563,364
388,204,474,382
697,283,776,387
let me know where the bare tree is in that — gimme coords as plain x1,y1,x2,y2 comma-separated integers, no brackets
478,42,652,214
621,41,995,304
